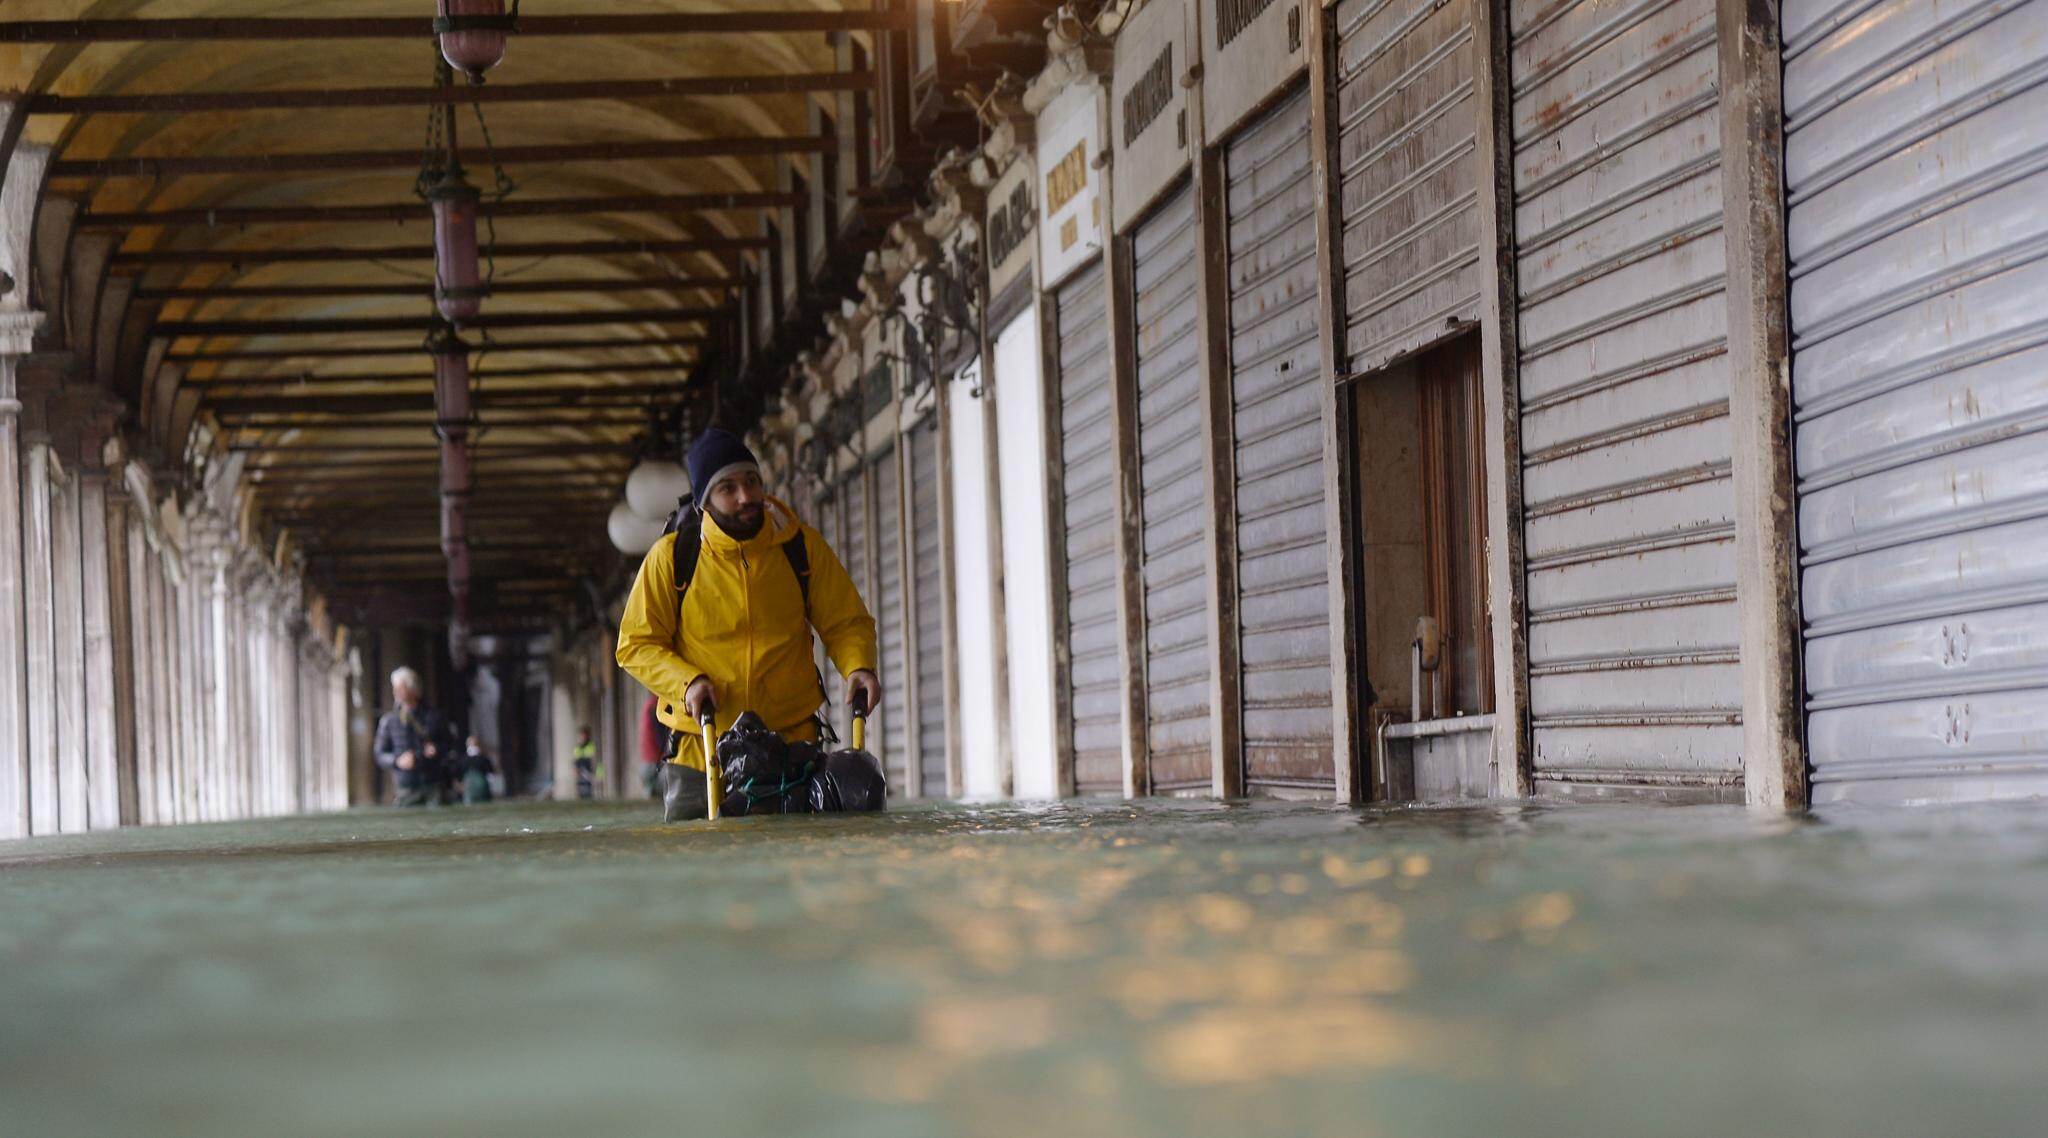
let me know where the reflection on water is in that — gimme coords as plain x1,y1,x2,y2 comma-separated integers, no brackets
3,798,2047,1137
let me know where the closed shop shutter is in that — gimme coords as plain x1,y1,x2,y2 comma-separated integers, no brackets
908,416,948,797
838,470,870,743
1335,0,1482,374
871,445,909,792
1784,0,2048,804
814,487,844,728
1052,259,1124,793
1132,181,1214,793
1509,0,1743,796
1223,87,1334,793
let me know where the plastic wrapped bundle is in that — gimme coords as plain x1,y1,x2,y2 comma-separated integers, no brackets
713,713,817,816
808,746,886,812
711,712,886,816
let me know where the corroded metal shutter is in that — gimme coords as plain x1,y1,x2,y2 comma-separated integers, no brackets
1335,0,1482,373
1131,182,1214,793
1053,259,1124,794
1223,88,1334,793
908,417,948,797
1784,0,2048,804
1509,0,1743,797
871,445,909,792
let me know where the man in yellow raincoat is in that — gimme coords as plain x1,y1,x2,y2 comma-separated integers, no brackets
616,428,880,820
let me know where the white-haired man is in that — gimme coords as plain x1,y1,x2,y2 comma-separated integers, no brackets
373,666,456,806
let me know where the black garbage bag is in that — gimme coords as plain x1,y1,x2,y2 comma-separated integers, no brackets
713,712,818,816
807,746,886,812
710,712,886,815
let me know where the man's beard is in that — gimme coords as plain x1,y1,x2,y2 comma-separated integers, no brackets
708,501,766,540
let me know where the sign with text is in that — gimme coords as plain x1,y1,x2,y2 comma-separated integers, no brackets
986,153,1038,300
1111,0,1194,232
1199,0,1307,140
1035,79,1107,287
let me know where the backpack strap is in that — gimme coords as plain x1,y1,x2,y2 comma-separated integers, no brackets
669,502,703,628
780,530,812,618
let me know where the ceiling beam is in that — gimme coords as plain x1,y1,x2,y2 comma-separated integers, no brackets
175,333,708,362
25,72,869,116
0,13,899,43
197,361,691,389
221,416,647,433
250,445,633,471
134,277,734,301
86,192,801,230
279,498,618,519
55,136,832,180
114,236,766,267
209,384,687,416
236,442,636,459
259,475,624,495
156,305,725,337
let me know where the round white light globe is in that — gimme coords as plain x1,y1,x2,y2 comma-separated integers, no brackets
607,500,666,555
623,459,690,521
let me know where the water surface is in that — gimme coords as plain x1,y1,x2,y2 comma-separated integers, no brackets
3,798,2044,1137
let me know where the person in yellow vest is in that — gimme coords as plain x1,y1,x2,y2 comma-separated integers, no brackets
572,726,600,799
616,429,881,821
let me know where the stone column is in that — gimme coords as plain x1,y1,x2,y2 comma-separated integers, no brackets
206,538,235,820
193,518,232,822
73,402,124,830
0,309,43,840
118,469,154,827
17,360,63,835
47,395,89,833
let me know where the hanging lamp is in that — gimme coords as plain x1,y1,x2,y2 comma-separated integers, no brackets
435,0,517,84
430,163,485,325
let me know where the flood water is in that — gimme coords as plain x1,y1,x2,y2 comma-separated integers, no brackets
3,797,2045,1137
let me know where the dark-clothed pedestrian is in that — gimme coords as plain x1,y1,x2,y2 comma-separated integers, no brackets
460,735,496,805
373,667,455,807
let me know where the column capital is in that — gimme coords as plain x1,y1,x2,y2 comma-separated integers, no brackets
58,391,125,472
0,309,44,360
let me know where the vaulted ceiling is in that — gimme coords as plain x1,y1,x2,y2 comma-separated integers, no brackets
5,1,878,626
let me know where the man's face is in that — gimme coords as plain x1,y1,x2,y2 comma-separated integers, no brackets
392,680,417,707
705,468,766,539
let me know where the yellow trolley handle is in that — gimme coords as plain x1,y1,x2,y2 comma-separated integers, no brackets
698,700,721,821
850,687,869,753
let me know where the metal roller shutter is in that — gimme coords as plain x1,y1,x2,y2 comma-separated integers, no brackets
839,470,870,744
812,487,844,729
871,445,909,793
1223,88,1334,793
1784,0,2048,804
1335,0,1482,374
1509,0,1743,797
1132,182,1214,793
1053,259,1124,793
908,417,948,797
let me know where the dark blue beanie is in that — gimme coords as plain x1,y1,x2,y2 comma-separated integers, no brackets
686,428,761,504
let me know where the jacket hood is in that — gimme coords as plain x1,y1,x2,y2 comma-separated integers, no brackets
700,494,801,552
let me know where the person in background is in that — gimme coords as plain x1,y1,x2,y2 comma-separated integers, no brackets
373,666,454,807
573,726,600,800
639,693,665,799
460,735,496,805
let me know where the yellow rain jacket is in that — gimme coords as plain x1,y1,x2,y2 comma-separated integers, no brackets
616,495,876,769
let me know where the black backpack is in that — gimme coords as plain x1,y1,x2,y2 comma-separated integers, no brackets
664,498,812,620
